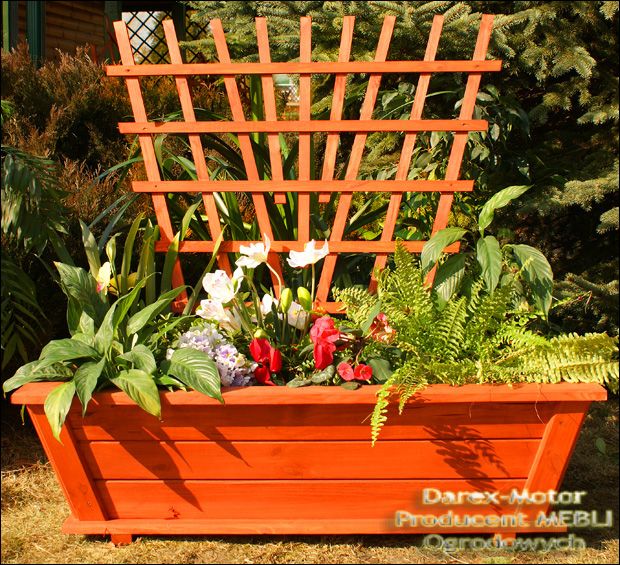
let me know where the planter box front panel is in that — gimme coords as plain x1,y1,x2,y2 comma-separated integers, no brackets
13,383,605,537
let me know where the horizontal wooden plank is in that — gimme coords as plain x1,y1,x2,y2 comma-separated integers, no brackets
94,478,533,523
63,516,568,536
153,240,462,254
71,401,553,441
119,119,488,134
80,438,539,480
133,179,474,194
12,382,608,406
106,60,503,77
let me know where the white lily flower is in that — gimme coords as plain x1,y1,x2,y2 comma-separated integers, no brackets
287,240,329,268
196,299,242,333
236,234,271,269
260,293,278,316
287,301,309,330
202,270,240,304
96,262,112,294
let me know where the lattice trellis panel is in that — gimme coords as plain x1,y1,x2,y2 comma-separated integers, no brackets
107,15,501,313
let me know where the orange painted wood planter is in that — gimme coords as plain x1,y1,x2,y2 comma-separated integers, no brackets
12,382,606,543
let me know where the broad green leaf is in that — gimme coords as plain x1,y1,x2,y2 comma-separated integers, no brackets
341,381,361,390
511,244,554,316
39,339,99,367
478,185,531,233
110,369,161,418
166,348,223,402
66,297,82,336
368,358,393,383
433,253,466,307
79,220,101,276
54,262,106,323
44,381,76,441
118,344,157,375
421,228,467,273
74,358,105,416
476,235,502,293
126,286,187,335
3,361,72,394
94,301,118,354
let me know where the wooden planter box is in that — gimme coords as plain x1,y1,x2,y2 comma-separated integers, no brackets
12,381,606,544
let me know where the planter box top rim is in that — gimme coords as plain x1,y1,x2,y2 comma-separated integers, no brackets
10,382,607,406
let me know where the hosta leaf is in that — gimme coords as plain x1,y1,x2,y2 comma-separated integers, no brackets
74,358,105,415
3,361,73,393
476,235,502,293
511,244,554,316
44,381,76,442
118,344,157,375
478,185,531,233
110,369,161,418
433,253,466,307
166,348,223,402
421,228,467,273
39,339,99,367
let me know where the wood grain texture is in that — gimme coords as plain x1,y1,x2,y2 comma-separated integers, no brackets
80,438,539,480
28,406,106,521
94,478,529,521
371,15,444,291
153,240,461,253
106,60,503,77
209,18,284,290
118,119,489,134
428,14,495,286
12,382,608,406
70,401,554,441
132,179,474,193
317,16,395,302
113,21,187,308
320,15,355,202
162,20,232,276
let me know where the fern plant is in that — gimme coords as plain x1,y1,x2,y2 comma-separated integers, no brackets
336,243,619,445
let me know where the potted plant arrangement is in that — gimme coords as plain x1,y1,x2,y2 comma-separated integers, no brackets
3,14,617,546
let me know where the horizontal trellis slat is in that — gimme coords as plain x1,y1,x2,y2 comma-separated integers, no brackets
106,60,502,76
132,180,474,193
118,119,488,134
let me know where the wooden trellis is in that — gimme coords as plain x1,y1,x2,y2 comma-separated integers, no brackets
107,14,501,312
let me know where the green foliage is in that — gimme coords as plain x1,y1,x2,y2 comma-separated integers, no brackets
339,243,618,444
183,0,618,332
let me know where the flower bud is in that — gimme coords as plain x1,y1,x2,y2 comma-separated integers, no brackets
280,288,293,313
253,328,269,339
297,287,312,311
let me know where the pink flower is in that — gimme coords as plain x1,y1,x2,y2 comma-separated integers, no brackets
309,316,340,370
337,362,355,381
337,362,373,382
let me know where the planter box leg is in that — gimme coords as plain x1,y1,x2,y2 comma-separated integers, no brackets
111,534,133,546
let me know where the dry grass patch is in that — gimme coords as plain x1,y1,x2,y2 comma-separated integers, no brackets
1,399,618,564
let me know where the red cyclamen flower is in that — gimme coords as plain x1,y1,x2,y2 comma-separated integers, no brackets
309,316,340,370
337,362,373,382
249,338,282,386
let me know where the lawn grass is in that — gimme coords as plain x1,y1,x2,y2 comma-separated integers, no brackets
1,398,618,564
